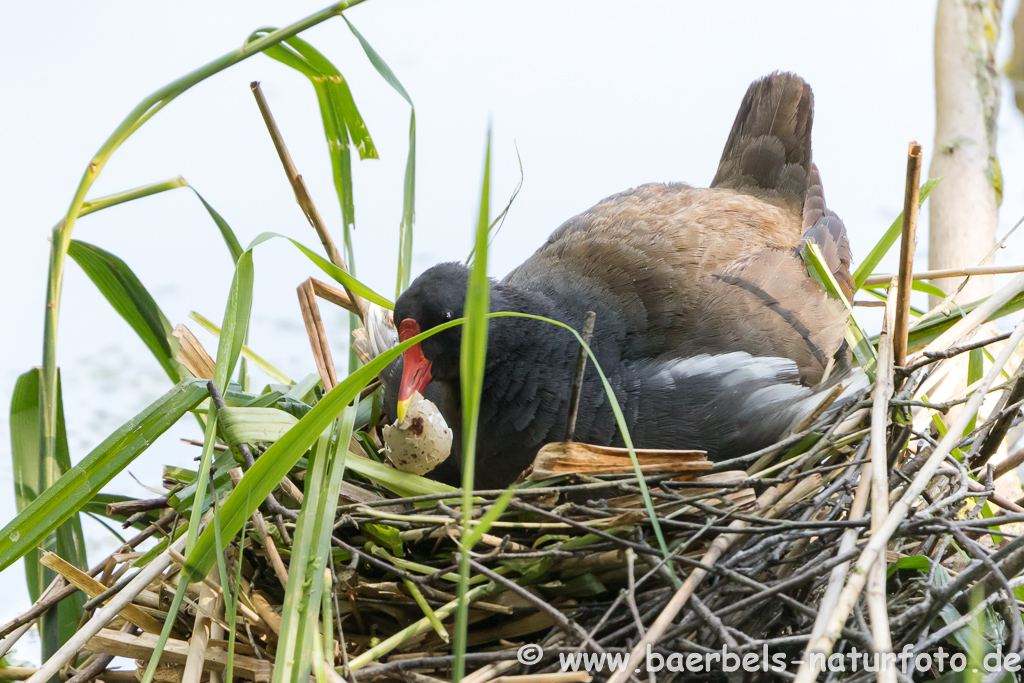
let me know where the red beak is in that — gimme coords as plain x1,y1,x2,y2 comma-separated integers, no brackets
396,319,432,422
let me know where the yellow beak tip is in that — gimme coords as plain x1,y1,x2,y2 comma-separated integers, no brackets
396,398,411,424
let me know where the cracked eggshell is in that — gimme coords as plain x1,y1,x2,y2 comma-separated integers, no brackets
382,391,453,476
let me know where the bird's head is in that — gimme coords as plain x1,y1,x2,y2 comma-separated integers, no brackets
393,262,471,421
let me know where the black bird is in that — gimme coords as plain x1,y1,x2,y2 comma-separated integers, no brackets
385,72,854,489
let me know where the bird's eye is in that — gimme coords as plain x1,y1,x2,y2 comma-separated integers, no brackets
444,311,454,321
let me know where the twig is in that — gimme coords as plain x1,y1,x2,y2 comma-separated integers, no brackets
898,331,1012,374
863,263,1024,287
866,279,897,683
564,311,596,442
894,143,922,368
250,81,365,320
105,498,168,517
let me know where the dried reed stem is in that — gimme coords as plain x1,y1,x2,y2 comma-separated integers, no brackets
250,81,365,320
26,529,193,683
866,280,897,682
894,144,922,367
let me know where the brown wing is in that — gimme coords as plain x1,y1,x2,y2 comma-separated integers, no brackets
685,249,849,385
505,182,807,357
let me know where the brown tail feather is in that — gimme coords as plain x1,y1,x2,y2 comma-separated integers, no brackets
711,72,813,216
800,164,854,302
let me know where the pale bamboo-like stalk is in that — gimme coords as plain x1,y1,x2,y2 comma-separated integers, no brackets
863,263,1024,287
793,316,1024,683
25,531,191,683
803,462,872,659
183,571,222,683
908,272,1024,403
867,280,897,683
920,272,1024,355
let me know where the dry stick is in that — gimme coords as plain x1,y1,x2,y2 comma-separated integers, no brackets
466,559,606,656
564,311,596,442
803,463,873,656
974,360,1024,467
250,81,365,319
867,280,898,683
25,528,193,683
310,277,360,315
298,278,339,390
996,446,1024,480
863,263,1024,287
792,316,1024,683
605,486,783,683
106,498,169,517
894,143,922,368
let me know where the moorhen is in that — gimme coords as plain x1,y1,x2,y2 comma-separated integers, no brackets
384,72,855,489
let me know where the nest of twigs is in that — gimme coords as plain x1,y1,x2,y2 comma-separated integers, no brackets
7,294,1024,683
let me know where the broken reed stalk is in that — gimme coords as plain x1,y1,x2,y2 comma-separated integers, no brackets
250,81,365,320
894,142,922,368
564,311,596,442
183,568,222,683
794,316,1024,683
867,279,897,683
298,278,340,390
26,528,194,683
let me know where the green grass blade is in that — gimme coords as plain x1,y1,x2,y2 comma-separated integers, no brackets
143,240,256,683
403,579,449,642
10,370,86,665
453,131,493,682
68,240,183,382
802,242,878,378
77,177,188,219
0,379,208,573
904,291,1024,352
39,3,363,525
852,178,942,290
273,411,354,683
213,251,254,389
461,486,515,550
253,30,377,162
189,188,244,262
246,232,392,308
